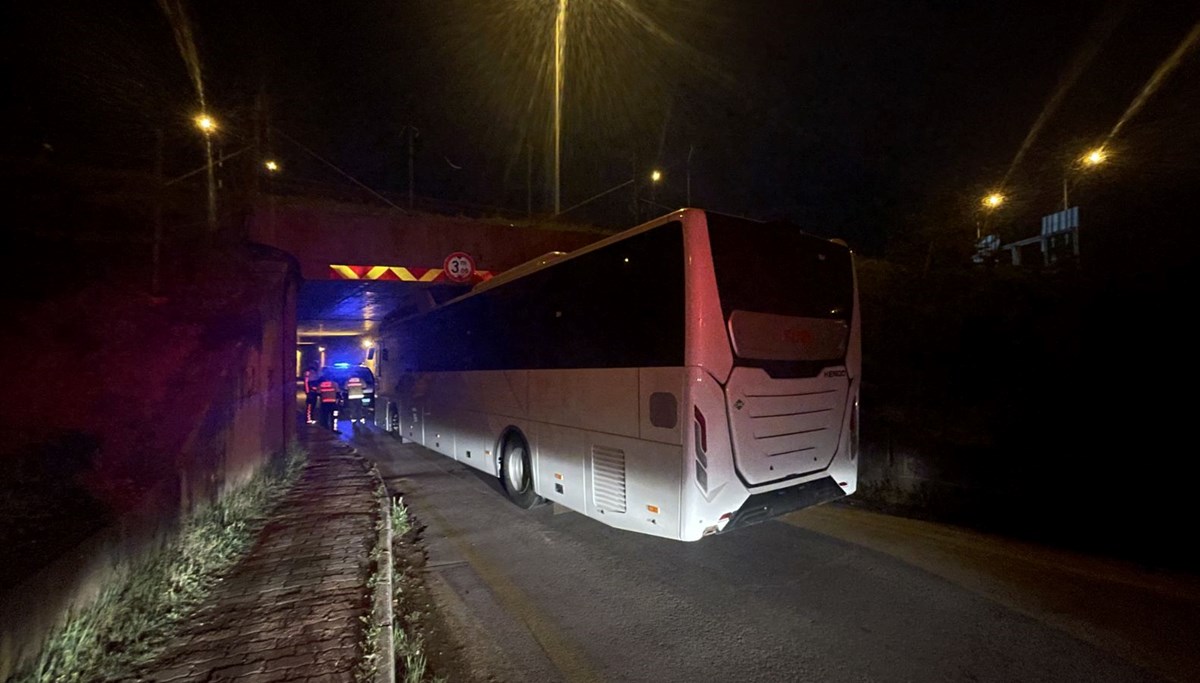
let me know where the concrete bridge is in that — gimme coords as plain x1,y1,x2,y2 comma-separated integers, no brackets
246,197,608,363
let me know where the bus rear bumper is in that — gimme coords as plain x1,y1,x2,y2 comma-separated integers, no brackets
715,476,845,535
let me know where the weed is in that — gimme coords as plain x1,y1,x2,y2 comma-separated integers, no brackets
388,496,445,683
392,496,410,537
355,612,381,683
10,447,308,683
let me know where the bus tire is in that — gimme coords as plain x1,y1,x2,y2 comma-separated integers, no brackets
500,431,541,510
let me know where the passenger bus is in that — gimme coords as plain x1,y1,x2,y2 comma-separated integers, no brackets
375,208,861,541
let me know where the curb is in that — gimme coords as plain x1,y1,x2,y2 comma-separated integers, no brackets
367,458,396,683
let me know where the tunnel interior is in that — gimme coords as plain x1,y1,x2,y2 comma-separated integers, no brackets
296,279,469,376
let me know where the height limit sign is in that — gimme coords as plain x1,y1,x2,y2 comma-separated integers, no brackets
443,251,476,283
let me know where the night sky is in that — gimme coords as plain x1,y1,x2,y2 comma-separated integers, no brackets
3,1,1198,257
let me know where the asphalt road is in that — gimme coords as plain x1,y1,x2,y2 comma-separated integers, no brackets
343,423,1200,683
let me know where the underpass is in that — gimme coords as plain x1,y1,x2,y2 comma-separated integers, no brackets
262,195,605,368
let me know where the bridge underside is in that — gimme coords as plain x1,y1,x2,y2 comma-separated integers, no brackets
297,280,467,338
260,196,607,363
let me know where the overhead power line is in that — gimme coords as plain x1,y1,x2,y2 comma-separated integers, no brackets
272,128,408,213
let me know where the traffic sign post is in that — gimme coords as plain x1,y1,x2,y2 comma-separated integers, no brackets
443,251,476,283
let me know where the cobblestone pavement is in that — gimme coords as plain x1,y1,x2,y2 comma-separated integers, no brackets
135,427,380,683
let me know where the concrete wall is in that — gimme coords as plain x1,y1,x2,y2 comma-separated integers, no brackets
247,197,605,280
0,252,299,680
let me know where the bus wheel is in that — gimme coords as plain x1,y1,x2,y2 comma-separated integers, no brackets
500,432,541,509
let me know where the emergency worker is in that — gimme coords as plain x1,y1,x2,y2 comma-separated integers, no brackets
345,373,366,424
317,374,340,430
303,367,319,424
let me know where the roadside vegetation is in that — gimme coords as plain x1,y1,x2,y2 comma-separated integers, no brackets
390,496,451,683
10,444,307,683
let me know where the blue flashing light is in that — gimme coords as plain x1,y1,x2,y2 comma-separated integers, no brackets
333,362,352,369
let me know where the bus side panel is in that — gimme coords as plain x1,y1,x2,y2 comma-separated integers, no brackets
827,254,863,494
680,366,748,541
637,367,685,446
681,211,734,382
422,397,453,457
448,370,528,476
581,432,683,540
824,375,859,496
403,399,422,443
527,368,639,439
448,405,494,473
422,371,467,458
396,372,424,443
530,422,588,513
459,370,528,423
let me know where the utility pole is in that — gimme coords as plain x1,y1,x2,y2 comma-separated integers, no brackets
204,134,216,236
527,142,533,219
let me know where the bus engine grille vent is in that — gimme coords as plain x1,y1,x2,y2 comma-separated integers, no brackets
591,446,628,514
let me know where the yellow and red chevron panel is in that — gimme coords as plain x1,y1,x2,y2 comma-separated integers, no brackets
328,265,493,283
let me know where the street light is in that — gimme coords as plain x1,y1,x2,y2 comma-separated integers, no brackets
194,112,218,233
977,192,1007,241
553,0,568,216
194,113,217,134
650,169,663,183
1063,147,1108,210
1081,147,1107,167
264,159,280,172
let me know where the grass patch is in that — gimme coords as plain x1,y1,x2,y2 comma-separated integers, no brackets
392,496,410,537
356,610,382,683
389,496,445,683
11,445,307,683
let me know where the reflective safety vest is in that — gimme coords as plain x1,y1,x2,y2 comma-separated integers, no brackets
345,376,365,400
318,380,339,403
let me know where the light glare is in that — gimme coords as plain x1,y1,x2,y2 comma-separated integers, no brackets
194,113,217,134
1082,148,1107,166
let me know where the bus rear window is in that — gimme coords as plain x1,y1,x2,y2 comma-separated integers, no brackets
706,213,853,322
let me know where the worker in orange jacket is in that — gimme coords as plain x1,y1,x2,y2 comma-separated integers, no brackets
303,367,319,424
318,375,340,431
344,374,366,425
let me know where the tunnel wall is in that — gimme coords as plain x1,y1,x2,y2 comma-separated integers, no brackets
0,249,299,680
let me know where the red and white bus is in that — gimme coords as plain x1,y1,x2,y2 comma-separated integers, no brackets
376,208,861,541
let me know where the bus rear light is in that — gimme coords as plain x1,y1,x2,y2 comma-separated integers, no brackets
693,406,708,453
